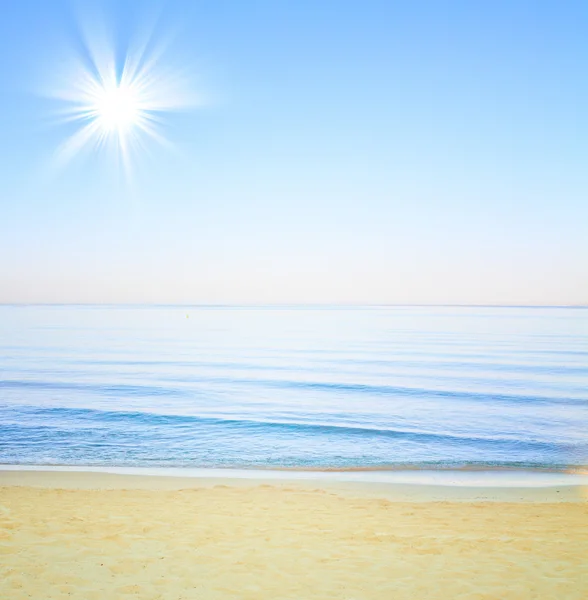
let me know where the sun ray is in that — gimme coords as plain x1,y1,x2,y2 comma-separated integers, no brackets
48,14,200,181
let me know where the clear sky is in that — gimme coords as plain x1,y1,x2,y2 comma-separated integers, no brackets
0,0,586,305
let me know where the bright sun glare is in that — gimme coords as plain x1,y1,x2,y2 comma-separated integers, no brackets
51,18,197,176
94,83,142,133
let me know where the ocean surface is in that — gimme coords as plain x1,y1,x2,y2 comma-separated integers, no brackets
0,305,586,470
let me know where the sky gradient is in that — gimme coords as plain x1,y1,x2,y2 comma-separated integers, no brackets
0,0,586,305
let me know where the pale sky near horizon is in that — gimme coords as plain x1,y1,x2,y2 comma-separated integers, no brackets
0,0,586,305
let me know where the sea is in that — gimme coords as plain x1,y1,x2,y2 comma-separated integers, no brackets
0,305,586,471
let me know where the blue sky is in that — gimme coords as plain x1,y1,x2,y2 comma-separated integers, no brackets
0,0,586,304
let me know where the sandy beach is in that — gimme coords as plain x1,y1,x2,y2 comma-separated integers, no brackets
1,470,587,599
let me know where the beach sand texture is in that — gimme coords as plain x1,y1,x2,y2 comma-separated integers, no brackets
1,480,587,599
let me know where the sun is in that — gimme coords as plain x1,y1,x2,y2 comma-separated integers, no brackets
93,82,142,134
49,17,199,176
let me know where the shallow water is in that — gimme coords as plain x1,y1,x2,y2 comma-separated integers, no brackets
0,305,586,469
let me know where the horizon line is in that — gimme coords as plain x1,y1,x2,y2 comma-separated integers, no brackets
0,302,586,309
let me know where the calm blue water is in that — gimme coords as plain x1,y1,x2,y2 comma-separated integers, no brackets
0,305,586,470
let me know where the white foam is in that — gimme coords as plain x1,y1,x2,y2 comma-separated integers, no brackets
1,464,587,488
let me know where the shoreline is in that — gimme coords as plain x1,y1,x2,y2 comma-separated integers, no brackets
2,461,586,474
2,465,587,502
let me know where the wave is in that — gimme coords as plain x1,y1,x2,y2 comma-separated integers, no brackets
256,379,587,405
0,380,187,397
0,377,584,405
1,404,581,453
25,356,588,375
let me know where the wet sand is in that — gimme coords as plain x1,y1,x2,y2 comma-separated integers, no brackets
1,470,587,599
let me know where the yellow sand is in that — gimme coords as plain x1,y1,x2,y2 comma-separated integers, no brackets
1,476,587,599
